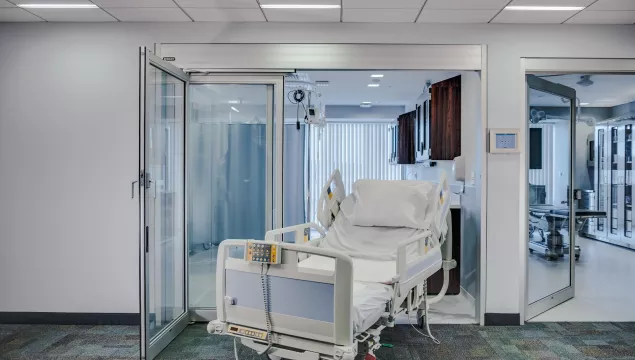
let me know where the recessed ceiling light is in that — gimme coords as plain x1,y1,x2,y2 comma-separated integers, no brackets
368,84,380,88
371,74,384,78
231,107,240,113
17,3,99,8
228,100,240,104
580,102,590,106
260,4,341,9
505,6,585,11
362,101,372,104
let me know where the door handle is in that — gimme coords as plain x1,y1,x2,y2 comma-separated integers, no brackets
132,181,138,199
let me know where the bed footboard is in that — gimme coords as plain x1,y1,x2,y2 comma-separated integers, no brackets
212,240,354,347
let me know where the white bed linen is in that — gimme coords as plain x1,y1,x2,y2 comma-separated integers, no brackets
320,198,434,261
352,282,392,333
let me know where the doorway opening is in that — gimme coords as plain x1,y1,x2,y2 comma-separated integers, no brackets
139,43,487,359
525,72,635,322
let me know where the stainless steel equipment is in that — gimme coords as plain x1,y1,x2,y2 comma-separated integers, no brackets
582,115,635,250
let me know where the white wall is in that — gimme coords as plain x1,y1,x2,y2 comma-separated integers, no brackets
1,22,634,316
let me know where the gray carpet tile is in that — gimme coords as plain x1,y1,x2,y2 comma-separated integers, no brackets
0,324,139,359
2,323,635,360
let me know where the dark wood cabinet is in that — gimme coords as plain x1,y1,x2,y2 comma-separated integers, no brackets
397,110,416,164
428,208,461,295
430,75,462,160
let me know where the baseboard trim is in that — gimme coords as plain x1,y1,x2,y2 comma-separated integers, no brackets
0,312,140,325
484,313,520,326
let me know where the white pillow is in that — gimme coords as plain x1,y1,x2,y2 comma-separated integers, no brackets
343,180,439,231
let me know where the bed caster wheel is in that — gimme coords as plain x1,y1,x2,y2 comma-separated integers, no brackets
203,243,211,250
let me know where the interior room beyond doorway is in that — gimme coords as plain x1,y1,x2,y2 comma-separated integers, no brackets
187,69,483,325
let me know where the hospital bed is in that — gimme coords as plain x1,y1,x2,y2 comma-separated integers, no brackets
208,170,456,360
529,205,607,261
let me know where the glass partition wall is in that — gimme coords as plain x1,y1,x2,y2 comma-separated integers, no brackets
186,76,284,320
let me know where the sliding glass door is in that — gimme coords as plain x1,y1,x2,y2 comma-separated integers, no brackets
140,48,189,359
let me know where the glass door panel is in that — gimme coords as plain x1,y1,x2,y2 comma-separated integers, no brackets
140,48,189,360
186,76,284,320
188,83,268,310
526,75,577,320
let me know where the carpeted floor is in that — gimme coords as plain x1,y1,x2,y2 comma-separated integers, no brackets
2,323,635,359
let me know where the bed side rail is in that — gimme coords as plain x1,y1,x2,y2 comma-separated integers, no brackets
214,240,354,346
264,223,326,244
317,169,346,230
394,232,443,297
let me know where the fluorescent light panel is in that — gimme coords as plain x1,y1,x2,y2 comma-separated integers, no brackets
231,107,240,113
371,74,384,78
368,84,380,87
580,102,590,105
505,6,585,11
228,100,240,104
18,3,98,8
362,101,372,104
260,4,341,9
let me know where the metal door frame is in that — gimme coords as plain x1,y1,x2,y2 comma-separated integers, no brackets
524,74,577,320
139,47,190,360
186,74,285,322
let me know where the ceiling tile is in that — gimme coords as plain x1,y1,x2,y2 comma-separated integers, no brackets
567,10,635,23
492,8,578,22
343,8,418,22
508,0,595,6
0,8,43,21
27,8,117,21
184,8,264,21
344,0,423,8
92,0,177,7
259,0,339,5
588,0,635,11
175,0,259,8
424,0,510,10
263,8,340,21
0,0,16,7
106,7,191,21
417,9,498,23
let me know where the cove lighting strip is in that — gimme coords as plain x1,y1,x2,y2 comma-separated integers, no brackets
505,6,585,11
18,4,98,8
260,4,341,9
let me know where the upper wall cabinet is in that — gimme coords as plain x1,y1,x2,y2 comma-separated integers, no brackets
430,75,462,160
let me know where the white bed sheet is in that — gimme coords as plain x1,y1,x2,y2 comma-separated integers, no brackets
352,282,392,333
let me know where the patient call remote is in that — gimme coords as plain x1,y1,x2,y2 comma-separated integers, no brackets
245,241,281,264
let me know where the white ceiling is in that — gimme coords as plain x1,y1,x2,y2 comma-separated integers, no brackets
0,0,634,23
530,74,635,107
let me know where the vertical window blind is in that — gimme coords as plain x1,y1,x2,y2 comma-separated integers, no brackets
307,122,403,222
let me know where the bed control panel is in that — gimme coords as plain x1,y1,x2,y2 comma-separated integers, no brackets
228,324,268,340
245,241,281,264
